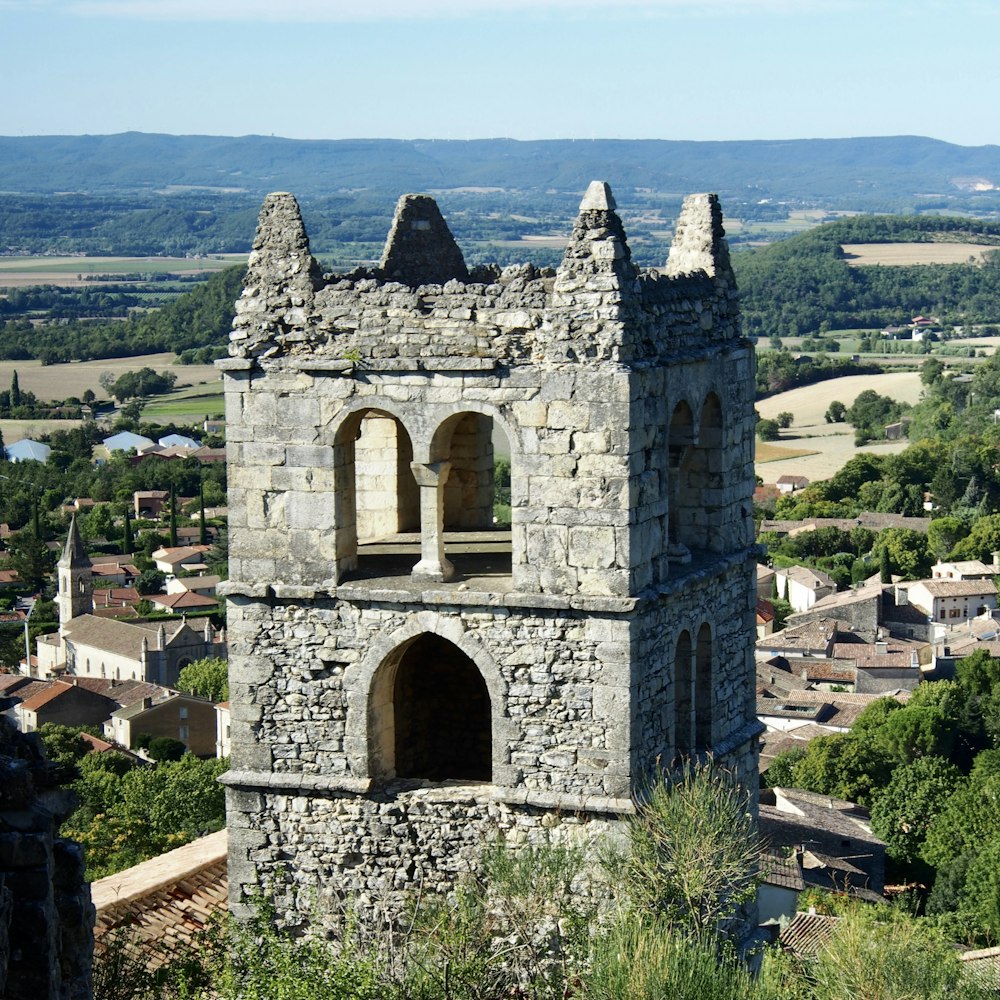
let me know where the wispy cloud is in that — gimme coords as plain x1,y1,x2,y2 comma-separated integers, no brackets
62,0,855,21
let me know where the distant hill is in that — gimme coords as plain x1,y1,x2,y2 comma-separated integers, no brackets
2,133,1000,210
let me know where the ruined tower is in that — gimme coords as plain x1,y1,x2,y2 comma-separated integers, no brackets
220,181,761,927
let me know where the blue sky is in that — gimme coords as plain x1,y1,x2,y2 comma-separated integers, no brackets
3,0,998,146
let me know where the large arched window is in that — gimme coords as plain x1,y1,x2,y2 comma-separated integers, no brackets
369,633,492,782
333,407,419,578
429,410,513,578
668,401,696,560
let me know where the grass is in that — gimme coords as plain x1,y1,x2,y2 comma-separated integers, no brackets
140,385,225,422
0,254,246,276
842,242,997,266
755,441,820,463
0,355,219,403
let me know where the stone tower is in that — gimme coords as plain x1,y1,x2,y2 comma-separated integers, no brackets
57,514,91,632
220,181,761,928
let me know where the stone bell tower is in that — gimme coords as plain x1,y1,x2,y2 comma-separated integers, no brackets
220,179,760,929
57,513,92,633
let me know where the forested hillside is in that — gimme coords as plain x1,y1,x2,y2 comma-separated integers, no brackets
734,215,1000,337
2,134,1000,210
0,265,245,363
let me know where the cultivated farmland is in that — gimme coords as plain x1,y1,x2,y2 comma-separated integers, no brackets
841,243,998,266
755,371,925,481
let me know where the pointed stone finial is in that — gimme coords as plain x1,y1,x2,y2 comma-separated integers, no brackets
231,192,322,355
664,193,732,279
246,192,321,291
553,180,637,304
60,514,91,569
579,180,617,212
379,194,469,287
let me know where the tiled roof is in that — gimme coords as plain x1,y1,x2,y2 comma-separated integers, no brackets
63,614,191,660
148,591,217,611
911,578,998,598
93,829,228,971
18,679,77,712
63,677,169,708
779,911,838,958
762,852,806,892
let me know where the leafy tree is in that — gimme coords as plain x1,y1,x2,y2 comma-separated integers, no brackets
949,513,1000,562
825,399,846,423
148,736,188,762
927,516,968,560
776,411,793,429
873,527,932,580
790,733,894,807
870,756,962,868
757,418,781,441
956,648,1000,698
136,568,165,595
921,356,945,386
923,770,1000,870
37,723,100,769
763,746,807,788
108,367,177,402
177,656,229,703
5,527,56,591
875,704,955,766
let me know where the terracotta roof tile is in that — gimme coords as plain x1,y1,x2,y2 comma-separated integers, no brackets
93,830,228,971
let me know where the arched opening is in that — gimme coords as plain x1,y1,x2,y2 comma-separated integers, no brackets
333,407,420,579
668,401,696,561
673,629,693,755
695,623,713,749
369,633,492,782
430,411,512,579
695,393,725,553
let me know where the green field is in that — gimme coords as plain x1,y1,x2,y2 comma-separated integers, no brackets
0,254,246,277
140,385,225,423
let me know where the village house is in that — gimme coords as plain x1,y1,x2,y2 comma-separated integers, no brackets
106,690,217,757
904,578,999,625
773,565,837,613
152,545,212,579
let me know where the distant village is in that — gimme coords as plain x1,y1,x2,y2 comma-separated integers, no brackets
1,419,230,767
1,416,997,974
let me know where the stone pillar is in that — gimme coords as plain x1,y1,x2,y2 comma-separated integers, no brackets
410,462,455,582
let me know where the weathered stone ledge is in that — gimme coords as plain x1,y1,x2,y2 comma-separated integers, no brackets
219,579,639,613
220,770,632,815
216,357,255,371
709,718,767,759
291,359,355,373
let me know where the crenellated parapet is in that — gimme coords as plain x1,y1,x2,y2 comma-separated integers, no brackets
229,182,743,367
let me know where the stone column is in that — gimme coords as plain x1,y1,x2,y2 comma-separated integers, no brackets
410,462,455,582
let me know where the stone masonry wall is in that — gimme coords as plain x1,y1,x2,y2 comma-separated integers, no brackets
223,179,761,933
0,716,93,1000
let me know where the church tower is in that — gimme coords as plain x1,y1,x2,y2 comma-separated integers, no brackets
221,181,761,930
57,514,91,632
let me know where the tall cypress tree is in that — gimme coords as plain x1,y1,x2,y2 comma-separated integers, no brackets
198,479,207,546
10,371,20,409
123,508,134,554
